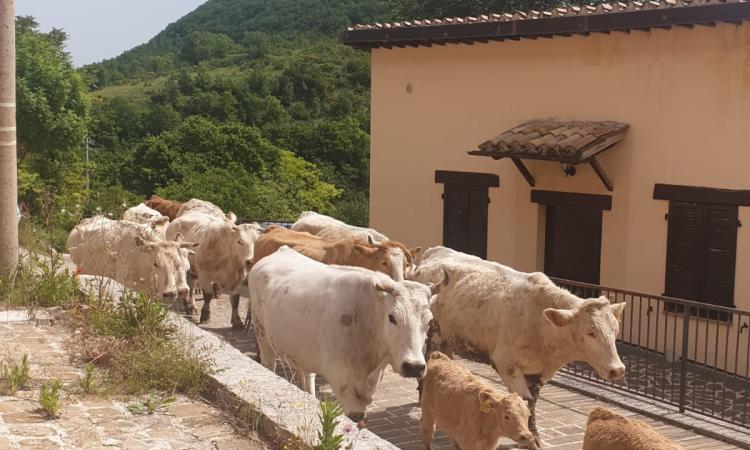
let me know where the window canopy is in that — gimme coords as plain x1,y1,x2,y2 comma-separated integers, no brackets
468,120,629,191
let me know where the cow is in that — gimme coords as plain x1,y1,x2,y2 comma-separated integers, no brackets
176,198,237,223
583,407,684,450
291,211,421,271
291,211,389,243
420,352,538,450
66,216,196,304
252,226,407,281
144,195,183,221
123,203,169,240
248,246,447,420
413,246,626,445
166,202,261,327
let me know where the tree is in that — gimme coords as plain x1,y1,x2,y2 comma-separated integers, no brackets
15,16,89,218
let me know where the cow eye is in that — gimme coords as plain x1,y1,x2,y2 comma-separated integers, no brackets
587,331,596,338
504,415,510,420
388,314,397,325
153,262,159,268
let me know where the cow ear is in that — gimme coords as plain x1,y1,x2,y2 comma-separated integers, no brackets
543,308,577,327
427,268,449,297
134,235,146,247
478,391,495,413
409,247,422,257
610,302,626,321
374,279,396,295
185,249,196,256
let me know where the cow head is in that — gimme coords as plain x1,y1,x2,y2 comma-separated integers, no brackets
544,298,626,381
481,391,537,450
237,223,262,269
353,242,406,281
134,232,197,301
373,273,447,379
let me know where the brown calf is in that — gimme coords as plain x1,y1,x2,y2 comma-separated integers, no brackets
420,352,538,450
144,195,183,221
583,407,684,450
252,226,399,278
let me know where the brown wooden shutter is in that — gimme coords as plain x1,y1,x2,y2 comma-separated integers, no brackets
665,201,703,301
702,204,738,308
467,187,489,259
443,185,469,254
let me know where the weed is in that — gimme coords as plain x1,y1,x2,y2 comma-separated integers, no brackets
79,363,95,394
313,401,352,450
127,394,176,415
39,379,63,418
0,250,78,311
6,354,31,395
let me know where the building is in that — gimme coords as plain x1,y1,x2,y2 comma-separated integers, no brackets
342,0,750,382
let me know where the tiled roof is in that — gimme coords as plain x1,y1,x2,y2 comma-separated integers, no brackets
470,120,629,162
342,0,750,48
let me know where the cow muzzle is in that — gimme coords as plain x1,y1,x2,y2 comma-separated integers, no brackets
599,363,626,381
401,361,426,378
162,292,177,302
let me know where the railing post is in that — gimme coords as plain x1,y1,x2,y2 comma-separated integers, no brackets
678,306,690,412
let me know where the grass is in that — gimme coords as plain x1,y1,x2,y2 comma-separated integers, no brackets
71,291,211,397
0,251,79,311
0,353,31,395
79,363,95,395
127,393,176,415
38,379,63,418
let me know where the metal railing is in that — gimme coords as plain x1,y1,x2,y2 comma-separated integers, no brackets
551,277,750,428
237,219,294,229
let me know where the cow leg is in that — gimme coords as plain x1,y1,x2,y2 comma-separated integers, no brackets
420,405,436,450
525,374,544,449
199,287,214,324
257,337,276,373
300,371,316,397
229,294,243,329
184,271,198,316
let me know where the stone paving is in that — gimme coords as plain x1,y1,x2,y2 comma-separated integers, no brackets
0,317,266,450
200,296,746,450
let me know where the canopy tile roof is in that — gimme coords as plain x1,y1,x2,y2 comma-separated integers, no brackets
471,120,629,162
342,0,750,49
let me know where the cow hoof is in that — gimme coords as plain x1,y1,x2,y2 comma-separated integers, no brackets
231,319,244,329
199,312,210,324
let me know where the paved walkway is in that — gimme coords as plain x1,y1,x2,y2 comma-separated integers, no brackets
0,316,266,450
200,297,745,450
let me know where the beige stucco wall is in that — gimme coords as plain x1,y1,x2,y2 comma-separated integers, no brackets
369,23,750,372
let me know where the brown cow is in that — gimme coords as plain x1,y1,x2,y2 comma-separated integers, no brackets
252,226,406,279
420,352,538,450
144,195,183,221
583,407,684,450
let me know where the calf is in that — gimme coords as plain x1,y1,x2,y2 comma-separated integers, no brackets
414,246,626,443
420,352,538,450
253,226,407,280
249,246,447,419
583,407,684,450
144,195,183,221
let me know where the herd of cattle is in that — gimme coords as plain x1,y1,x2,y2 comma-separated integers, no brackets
65,195,684,450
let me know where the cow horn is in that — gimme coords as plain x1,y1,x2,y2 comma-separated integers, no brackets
180,241,199,249
367,235,375,245
175,232,184,243
428,268,449,297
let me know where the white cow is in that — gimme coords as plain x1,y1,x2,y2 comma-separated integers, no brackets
176,198,237,223
248,246,446,419
67,216,195,303
291,211,389,244
414,246,626,442
167,201,261,327
123,203,169,240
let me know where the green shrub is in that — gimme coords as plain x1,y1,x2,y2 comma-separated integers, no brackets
79,363,96,395
314,401,352,450
39,379,63,418
0,250,79,310
3,354,31,395
84,292,171,340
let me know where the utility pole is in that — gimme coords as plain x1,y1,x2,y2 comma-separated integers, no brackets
0,0,17,275
85,137,90,191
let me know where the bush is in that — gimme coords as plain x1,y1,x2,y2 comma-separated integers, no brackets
0,251,79,310
1,353,31,395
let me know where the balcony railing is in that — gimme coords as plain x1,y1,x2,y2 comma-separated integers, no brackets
551,277,750,428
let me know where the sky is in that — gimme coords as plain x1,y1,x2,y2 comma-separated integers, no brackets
16,0,208,67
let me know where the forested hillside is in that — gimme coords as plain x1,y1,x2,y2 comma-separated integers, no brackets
18,0,585,248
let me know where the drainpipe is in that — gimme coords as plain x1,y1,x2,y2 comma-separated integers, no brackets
0,0,17,275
